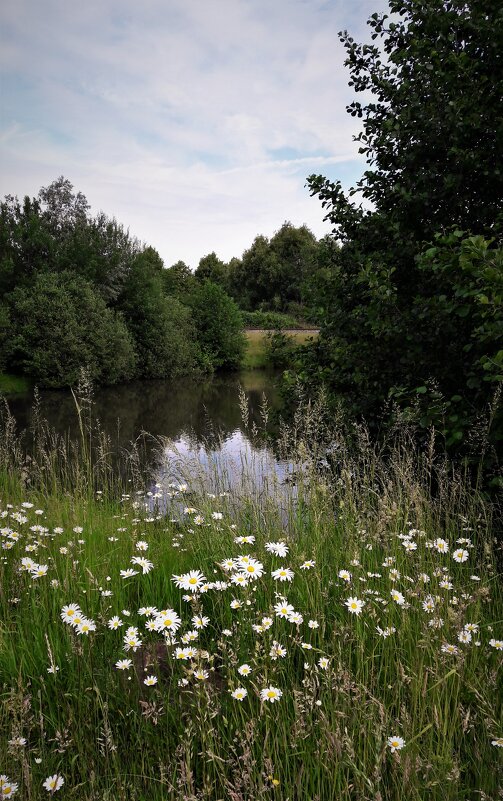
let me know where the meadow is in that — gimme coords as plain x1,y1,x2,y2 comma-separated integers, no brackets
0,394,501,800
242,329,318,370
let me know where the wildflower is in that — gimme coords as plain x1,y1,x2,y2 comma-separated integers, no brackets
120,569,138,579
60,604,81,624
76,618,96,635
288,611,304,625
274,601,295,618
238,664,252,676
441,643,459,655
453,548,469,563
422,596,435,613
230,599,242,609
419,573,430,583
47,665,59,674
154,609,181,633
489,639,503,650
387,736,405,752
193,515,204,525
194,668,208,680
172,570,207,592
382,557,395,567
144,675,158,686
108,616,123,630
211,512,223,520
270,642,287,659
0,775,19,797
390,589,406,606
318,657,329,670
429,617,444,629
221,558,237,571
123,633,142,652
403,540,417,552
238,557,264,580
463,623,479,633
235,535,255,544
345,597,365,615
439,579,453,590
308,620,319,629
338,569,351,582
131,556,154,574
31,564,49,578
175,647,191,660
260,686,283,703
192,615,210,629
491,738,503,747
271,567,294,582
433,538,449,554
265,541,289,557
301,642,313,649
300,559,315,569
376,625,396,638
138,606,158,617
116,658,133,671
389,569,401,581
458,630,472,644
135,540,148,551
43,774,64,793
231,687,247,700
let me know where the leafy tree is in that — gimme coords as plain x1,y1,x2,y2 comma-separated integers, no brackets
163,260,196,297
188,281,246,370
300,0,503,450
195,252,228,287
117,248,199,379
6,272,137,387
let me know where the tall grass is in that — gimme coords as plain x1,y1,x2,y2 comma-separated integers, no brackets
0,384,501,800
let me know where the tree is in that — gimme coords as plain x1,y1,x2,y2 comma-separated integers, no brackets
188,281,245,370
300,0,503,449
163,260,196,297
195,252,228,287
6,272,137,387
308,0,503,258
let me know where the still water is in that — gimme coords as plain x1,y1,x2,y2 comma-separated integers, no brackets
7,370,294,496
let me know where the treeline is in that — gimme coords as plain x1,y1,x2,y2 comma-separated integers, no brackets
284,0,503,463
0,178,245,388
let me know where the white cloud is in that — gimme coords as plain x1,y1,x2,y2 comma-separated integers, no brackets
0,0,388,267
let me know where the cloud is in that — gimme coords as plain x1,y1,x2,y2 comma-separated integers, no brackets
0,0,388,267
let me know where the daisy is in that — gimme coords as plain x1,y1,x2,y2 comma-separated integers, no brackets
458,630,472,644
192,615,210,629
175,647,191,660
123,633,142,652
194,668,209,680
144,675,158,686
318,657,329,670
221,558,237,571
138,606,158,617
172,570,207,592
238,664,252,676
274,601,295,618
308,620,319,629
260,686,283,703
271,567,294,582
338,569,351,582
433,538,449,554
452,548,469,563
270,642,287,659
108,616,123,630
441,643,459,655
387,736,405,752
345,597,365,615
288,611,304,625
265,541,289,557
0,775,19,797
238,558,264,580
489,639,503,650
154,609,181,633
231,687,247,700
235,535,255,545
131,556,154,574
76,619,96,635
120,569,138,579
8,737,27,747
301,642,313,649
31,564,49,578
230,599,242,609
60,604,81,624
211,512,223,520
491,738,503,747
390,590,406,606
135,540,148,551
300,560,315,570
42,774,64,792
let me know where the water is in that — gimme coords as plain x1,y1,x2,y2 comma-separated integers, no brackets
6,370,293,496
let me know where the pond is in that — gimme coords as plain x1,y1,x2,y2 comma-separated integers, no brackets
5,370,295,499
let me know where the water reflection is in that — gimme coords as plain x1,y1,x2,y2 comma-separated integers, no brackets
8,371,292,496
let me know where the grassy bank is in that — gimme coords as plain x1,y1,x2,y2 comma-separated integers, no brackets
0,372,30,395
0,400,501,800
242,329,318,369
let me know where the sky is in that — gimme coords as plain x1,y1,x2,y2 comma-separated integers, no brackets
0,0,388,269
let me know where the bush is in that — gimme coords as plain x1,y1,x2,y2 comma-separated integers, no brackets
188,281,246,370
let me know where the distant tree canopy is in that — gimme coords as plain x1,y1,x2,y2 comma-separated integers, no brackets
294,0,503,456
0,178,245,387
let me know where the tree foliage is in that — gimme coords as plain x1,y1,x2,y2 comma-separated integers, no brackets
300,0,503,455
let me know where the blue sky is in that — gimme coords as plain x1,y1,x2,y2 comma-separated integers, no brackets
0,0,387,268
